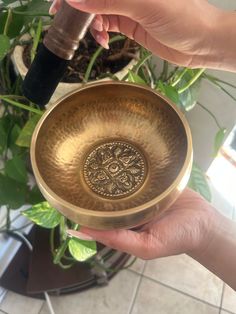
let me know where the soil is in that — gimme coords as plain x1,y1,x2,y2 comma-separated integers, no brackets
23,32,139,83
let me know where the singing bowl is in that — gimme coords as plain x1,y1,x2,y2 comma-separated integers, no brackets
31,82,192,230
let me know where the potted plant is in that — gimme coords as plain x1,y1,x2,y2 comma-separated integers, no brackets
1,0,236,300
12,26,139,104
0,0,134,297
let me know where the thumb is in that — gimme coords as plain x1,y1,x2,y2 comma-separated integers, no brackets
65,0,147,20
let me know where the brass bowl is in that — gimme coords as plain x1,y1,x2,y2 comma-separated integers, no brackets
31,82,192,230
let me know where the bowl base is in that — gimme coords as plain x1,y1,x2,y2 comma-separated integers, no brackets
83,139,148,199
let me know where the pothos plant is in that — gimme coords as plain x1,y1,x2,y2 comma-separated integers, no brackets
1,0,236,269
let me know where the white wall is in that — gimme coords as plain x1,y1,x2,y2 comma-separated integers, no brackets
185,0,236,171
208,0,236,10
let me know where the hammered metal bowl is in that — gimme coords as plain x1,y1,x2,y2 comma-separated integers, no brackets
31,82,192,230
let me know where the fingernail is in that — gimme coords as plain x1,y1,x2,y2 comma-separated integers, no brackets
96,34,109,49
67,230,95,241
92,19,103,32
49,2,56,14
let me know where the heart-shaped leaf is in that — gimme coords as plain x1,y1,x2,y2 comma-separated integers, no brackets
22,202,61,228
0,174,27,209
16,114,41,147
5,155,27,183
69,238,97,262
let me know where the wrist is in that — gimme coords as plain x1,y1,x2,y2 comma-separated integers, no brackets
187,207,223,260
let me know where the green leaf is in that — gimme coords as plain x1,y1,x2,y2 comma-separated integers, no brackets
9,124,22,154
27,186,45,204
68,237,97,262
188,162,211,202
0,8,26,39
22,202,61,228
157,81,179,104
127,70,146,85
0,118,8,154
0,34,10,61
16,114,41,147
2,0,18,4
5,155,27,183
163,85,179,104
175,69,201,111
0,173,27,209
14,0,51,17
214,128,226,156
157,80,165,93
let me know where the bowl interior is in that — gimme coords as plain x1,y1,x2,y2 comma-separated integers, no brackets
34,83,188,212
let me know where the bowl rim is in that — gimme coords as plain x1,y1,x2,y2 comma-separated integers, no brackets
31,81,193,218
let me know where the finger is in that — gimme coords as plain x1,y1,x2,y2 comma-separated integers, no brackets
90,28,109,49
49,0,61,15
94,15,195,67
67,227,154,259
65,0,146,20
91,14,103,32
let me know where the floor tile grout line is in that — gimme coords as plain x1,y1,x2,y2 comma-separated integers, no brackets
128,274,143,314
128,261,152,314
127,260,147,277
38,300,46,314
128,260,147,314
142,273,221,310
219,283,225,314
220,309,236,314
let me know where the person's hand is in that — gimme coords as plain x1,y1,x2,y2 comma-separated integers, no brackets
49,0,236,71
67,188,220,259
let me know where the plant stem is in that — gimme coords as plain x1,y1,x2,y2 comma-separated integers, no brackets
171,68,188,87
83,35,125,82
134,53,152,74
160,60,169,81
204,74,236,90
57,261,75,269
53,238,70,264
31,18,42,63
6,207,11,231
5,56,11,91
1,97,43,115
197,102,222,130
166,66,179,82
121,52,152,82
59,216,67,243
178,68,205,94
50,227,55,257
12,9,51,17
0,95,26,100
203,75,236,102
3,8,12,36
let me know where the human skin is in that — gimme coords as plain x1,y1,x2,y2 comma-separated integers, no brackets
48,0,236,290
49,0,236,71
68,189,236,291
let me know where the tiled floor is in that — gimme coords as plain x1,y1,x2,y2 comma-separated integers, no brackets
0,184,236,314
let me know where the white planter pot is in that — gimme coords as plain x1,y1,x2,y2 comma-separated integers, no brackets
12,34,138,105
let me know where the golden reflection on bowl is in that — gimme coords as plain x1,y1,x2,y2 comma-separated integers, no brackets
31,82,192,230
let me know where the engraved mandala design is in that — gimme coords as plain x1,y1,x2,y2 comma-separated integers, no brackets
83,141,147,198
